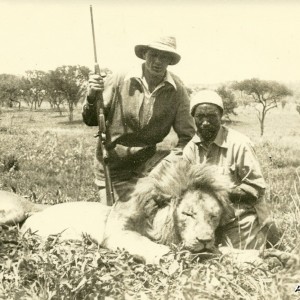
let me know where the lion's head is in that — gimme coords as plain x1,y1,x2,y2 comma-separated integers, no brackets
132,159,234,253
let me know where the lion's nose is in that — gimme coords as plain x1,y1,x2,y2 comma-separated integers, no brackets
196,238,213,247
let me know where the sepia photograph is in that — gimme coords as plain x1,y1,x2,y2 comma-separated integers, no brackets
0,0,300,299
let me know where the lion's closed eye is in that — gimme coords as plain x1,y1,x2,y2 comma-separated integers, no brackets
210,214,219,219
182,211,195,218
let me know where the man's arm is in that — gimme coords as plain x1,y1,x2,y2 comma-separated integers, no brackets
82,97,99,126
230,139,266,204
172,86,195,150
82,73,116,126
229,185,258,205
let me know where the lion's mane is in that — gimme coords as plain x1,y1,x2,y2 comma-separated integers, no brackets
128,159,233,247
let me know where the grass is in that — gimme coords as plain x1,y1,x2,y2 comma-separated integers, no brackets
0,105,300,299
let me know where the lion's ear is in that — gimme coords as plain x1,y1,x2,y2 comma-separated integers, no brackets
141,190,173,217
133,180,173,217
151,191,172,208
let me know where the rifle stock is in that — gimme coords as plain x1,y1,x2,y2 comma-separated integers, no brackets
90,6,115,206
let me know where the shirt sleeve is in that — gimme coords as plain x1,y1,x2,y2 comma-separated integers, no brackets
82,97,98,126
172,86,195,149
235,140,266,199
182,139,198,164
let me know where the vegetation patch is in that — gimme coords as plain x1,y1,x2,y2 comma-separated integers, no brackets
0,107,299,299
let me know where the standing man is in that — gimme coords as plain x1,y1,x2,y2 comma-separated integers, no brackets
182,89,280,249
82,36,195,204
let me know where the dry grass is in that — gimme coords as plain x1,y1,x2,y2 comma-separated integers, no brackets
0,105,300,299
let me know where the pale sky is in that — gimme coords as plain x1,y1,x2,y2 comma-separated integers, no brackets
1,0,300,85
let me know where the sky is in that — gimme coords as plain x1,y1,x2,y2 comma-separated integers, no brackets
0,0,300,85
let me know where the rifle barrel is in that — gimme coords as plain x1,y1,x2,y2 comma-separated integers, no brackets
90,5,98,64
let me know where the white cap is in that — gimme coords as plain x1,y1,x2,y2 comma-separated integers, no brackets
190,90,224,116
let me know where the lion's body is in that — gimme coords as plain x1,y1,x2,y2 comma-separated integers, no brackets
21,202,111,243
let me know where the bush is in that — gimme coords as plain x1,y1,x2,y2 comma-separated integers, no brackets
1,154,20,172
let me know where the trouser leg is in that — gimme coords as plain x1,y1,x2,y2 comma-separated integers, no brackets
94,149,172,205
216,210,268,250
94,155,136,205
98,187,107,205
254,200,282,248
216,199,282,250
265,221,282,248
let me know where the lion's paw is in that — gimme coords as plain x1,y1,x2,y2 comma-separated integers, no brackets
260,249,299,269
143,244,171,265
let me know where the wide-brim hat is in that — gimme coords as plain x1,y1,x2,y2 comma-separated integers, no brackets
134,36,181,65
190,90,224,116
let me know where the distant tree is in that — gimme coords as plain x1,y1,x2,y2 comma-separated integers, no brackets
216,85,238,120
281,98,287,110
20,70,47,110
42,72,66,115
0,74,22,109
19,77,34,109
46,65,90,121
231,78,292,136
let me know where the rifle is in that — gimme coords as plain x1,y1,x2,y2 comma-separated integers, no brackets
90,5,115,206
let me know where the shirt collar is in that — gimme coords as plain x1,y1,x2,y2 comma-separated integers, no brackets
192,126,228,148
124,64,177,90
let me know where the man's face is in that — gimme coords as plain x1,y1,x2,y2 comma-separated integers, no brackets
193,104,222,141
143,49,172,77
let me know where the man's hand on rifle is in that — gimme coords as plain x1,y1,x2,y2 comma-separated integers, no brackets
87,74,104,101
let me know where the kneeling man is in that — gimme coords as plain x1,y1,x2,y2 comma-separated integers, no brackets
182,90,279,249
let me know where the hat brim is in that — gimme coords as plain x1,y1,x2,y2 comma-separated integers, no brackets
134,45,181,65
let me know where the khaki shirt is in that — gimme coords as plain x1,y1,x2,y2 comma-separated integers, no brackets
82,65,195,155
182,126,266,199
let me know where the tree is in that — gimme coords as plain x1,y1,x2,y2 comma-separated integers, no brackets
0,74,22,109
231,78,293,136
42,72,66,115
20,70,47,110
45,65,90,121
216,85,238,120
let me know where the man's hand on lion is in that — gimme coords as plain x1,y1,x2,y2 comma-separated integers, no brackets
229,186,257,205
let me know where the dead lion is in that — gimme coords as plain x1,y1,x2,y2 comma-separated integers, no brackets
20,160,233,264
1,160,296,266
